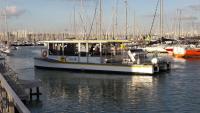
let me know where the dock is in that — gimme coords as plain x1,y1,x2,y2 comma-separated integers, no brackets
0,57,42,113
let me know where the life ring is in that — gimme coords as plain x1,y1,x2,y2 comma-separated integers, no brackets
42,50,48,58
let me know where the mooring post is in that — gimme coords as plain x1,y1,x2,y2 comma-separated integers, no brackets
36,87,40,100
29,88,32,101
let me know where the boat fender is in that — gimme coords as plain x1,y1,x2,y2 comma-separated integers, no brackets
154,65,159,72
151,58,158,64
42,50,48,58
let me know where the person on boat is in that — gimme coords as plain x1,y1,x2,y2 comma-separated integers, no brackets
95,46,100,56
89,45,95,56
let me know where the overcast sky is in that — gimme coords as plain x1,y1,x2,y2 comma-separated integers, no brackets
0,0,199,34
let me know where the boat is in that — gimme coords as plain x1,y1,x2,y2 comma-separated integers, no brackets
0,46,12,56
10,46,18,50
34,40,171,75
143,45,168,53
165,46,176,55
173,45,200,58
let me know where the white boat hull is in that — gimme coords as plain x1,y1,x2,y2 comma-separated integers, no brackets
143,46,167,53
34,58,156,74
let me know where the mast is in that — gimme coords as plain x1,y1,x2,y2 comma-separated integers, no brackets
99,0,102,40
178,9,182,38
73,5,76,37
4,9,9,43
115,0,118,39
124,0,128,40
160,0,163,37
112,0,118,40
80,0,85,39
5,0,9,43
133,10,136,38
112,0,115,39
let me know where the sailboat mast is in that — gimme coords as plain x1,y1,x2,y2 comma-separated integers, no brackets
124,0,128,40
115,0,118,39
133,10,136,38
73,6,76,37
112,0,115,39
4,9,9,42
112,0,118,40
178,9,182,38
99,0,102,40
160,0,163,37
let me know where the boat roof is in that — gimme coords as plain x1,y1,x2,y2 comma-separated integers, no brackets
40,40,130,44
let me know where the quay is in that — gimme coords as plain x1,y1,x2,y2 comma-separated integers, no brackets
0,56,42,113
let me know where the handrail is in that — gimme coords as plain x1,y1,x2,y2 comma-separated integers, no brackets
0,73,31,113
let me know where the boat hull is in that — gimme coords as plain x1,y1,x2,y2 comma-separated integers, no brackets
173,47,200,58
34,58,157,74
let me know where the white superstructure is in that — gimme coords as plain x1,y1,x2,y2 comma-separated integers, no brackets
34,40,171,74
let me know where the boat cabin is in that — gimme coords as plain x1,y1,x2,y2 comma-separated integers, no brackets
41,40,130,64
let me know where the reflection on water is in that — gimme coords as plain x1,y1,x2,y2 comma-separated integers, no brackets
33,69,160,113
7,47,200,113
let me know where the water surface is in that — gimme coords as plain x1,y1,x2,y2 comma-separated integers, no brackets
7,47,200,113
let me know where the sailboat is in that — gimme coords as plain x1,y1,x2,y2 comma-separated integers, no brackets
172,10,200,58
0,7,12,55
173,45,200,58
141,0,168,53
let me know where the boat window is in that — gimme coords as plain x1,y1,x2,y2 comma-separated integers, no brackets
80,43,87,57
64,43,78,56
89,43,100,57
49,43,53,55
130,49,144,53
107,43,123,56
49,43,63,56
102,43,109,56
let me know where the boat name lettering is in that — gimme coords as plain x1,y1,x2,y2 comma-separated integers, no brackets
68,57,77,61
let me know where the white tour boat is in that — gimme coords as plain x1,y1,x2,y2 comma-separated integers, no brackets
34,40,171,74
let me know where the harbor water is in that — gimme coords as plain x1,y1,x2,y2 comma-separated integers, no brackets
6,47,200,113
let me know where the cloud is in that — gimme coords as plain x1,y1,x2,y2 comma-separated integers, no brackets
1,6,26,18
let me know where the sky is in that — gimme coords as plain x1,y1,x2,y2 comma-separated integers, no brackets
0,0,199,34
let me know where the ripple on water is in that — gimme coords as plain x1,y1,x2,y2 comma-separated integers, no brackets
7,47,200,113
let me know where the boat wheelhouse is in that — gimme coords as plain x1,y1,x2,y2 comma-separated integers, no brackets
34,40,171,74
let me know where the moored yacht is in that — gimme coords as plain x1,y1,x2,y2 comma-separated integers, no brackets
34,40,171,74
173,45,200,58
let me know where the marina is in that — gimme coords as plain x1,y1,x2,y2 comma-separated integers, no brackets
2,46,200,113
0,0,200,112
